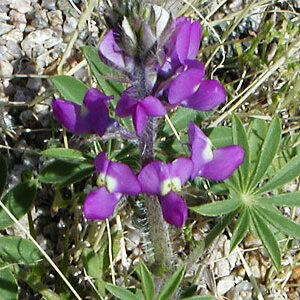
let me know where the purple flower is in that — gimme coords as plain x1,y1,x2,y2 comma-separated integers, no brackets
52,88,113,136
115,88,166,136
83,152,141,219
138,157,193,227
167,60,226,111
188,122,245,180
98,29,134,73
159,17,202,78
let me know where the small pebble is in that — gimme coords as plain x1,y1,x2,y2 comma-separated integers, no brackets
10,0,31,14
0,60,13,76
217,275,235,295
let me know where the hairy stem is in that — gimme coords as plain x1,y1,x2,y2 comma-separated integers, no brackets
139,118,172,275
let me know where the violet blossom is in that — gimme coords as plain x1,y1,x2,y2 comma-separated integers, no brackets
52,88,114,136
83,152,141,219
138,158,193,226
188,122,245,180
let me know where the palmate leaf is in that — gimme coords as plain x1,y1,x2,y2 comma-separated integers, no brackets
232,114,250,190
263,192,300,206
250,209,281,270
230,206,250,252
104,283,140,300
0,268,18,300
139,260,155,300
256,153,300,194
254,204,300,240
50,75,89,105
190,198,242,216
38,160,94,188
180,297,214,300
247,116,281,191
40,148,94,162
157,264,186,300
0,181,36,229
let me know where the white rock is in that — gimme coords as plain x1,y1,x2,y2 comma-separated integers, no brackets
10,0,31,14
3,28,23,42
63,17,77,35
31,10,48,28
217,275,235,295
215,259,230,277
0,23,14,35
0,60,13,76
0,12,9,22
47,11,63,26
9,9,27,31
6,40,22,58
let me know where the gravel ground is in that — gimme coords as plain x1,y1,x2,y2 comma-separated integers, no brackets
0,0,299,299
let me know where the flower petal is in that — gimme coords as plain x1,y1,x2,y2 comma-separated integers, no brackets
94,152,110,175
168,67,204,105
138,161,165,195
52,99,93,134
159,192,187,227
98,30,125,70
176,20,201,63
183,80,226,111
171,157,193,185
107,161,141,195
200,145,245,181
140,96,166,117
83,88,113,136
188,122,213,179
115,89,137,117
133,104,147,136
83,187,122,219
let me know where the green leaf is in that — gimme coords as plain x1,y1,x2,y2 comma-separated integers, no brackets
204,126,232,148
40,148,93,162
247,118,268,173
230,207,250,251
162,108,210,136
0,237,42,265
204,211,236,249
139,260,155,300
81,46,123,102
50,75,89,105
250,209,281,269
104,283,140,300
256,153,300,194
254,204,300,239
263,192,300,206
190,198,242,216
39,160,94,187
0,269,18,300
248,117,281,191
232,114,250,189
157,264,186,300
0,181,36,229
180,297,214,300
0,152,7,197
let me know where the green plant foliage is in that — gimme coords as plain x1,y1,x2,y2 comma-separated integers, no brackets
157,264,186,300
191,115,300,268
191,198,242,216
139,260,155,300
204,126,232,148
0,152,7,197
0,236,42,266
81,46,124,102
0,181,36,229
0,268,18,300
180,297,214,300
40,148,94,162
38,160,94,188
250,209,281,269
247,116,281,191
50,75,89,105
104,283,140,300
